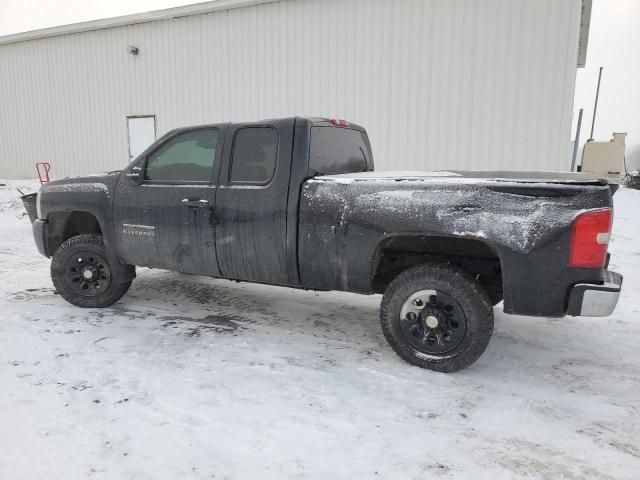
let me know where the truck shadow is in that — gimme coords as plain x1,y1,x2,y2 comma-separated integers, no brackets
121,269,386,347
116,269,632,382
18,269,631,383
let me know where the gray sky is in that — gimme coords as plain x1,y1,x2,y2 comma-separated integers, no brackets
0,0,193,33
573,0,640,149
1,0,638,149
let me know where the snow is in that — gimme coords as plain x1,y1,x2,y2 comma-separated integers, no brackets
312,170,606,185
314,171,462,184
1,180,640,479
46,182,110,195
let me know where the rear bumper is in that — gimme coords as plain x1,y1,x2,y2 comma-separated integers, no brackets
567,270,623,317
32,219,49,257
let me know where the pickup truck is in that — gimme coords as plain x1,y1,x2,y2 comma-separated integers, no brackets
29,117,623,372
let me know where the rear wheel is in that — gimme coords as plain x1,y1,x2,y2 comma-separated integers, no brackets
51,234,132,308
380,264,493,372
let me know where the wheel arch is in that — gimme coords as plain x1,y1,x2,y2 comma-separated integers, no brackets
44,210,104,257
370,233,504,304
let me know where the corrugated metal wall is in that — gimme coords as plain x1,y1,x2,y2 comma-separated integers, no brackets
0,0,581,179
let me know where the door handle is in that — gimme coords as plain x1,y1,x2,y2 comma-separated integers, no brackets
182,198,209,208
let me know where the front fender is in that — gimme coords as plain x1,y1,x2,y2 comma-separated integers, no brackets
36,174,134,283
39,174,119,253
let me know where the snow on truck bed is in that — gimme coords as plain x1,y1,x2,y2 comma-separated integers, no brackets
314,170,609,184
1,180,639,479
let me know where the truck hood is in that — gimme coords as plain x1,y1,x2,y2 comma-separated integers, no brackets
39,171,121,200
315,170,612,186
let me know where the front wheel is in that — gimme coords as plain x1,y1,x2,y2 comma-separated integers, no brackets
51,234,132,308
380,264,494,372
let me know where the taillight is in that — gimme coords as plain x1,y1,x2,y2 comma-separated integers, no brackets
330,118,349,127
569,208,613,268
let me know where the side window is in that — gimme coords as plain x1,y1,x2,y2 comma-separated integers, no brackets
145,129,218,182
230,127,278,184
309,126,372,175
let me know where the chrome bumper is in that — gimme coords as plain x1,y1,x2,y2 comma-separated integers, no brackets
567,270,623,317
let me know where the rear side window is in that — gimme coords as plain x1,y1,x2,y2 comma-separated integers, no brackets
309,127,372,175
230,127,278,183
145,129,217,182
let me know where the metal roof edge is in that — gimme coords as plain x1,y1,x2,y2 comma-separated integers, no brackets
0,0,280,46
577,0,592,68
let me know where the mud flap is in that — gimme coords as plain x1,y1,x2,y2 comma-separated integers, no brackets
103,239,136,284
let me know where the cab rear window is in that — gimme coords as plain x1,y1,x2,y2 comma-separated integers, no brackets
309,127,373,175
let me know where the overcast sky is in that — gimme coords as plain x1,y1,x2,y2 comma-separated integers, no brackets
1,0,638,149
573,0,640,149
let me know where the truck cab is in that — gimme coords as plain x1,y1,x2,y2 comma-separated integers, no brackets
114,117,372,284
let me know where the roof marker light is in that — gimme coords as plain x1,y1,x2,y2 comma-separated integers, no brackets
330,118,349,127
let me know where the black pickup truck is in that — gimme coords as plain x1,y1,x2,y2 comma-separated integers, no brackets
30,117,622,372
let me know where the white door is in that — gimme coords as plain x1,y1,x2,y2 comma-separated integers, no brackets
127,116,156,161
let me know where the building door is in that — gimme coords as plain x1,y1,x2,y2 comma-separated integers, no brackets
127,116,156,161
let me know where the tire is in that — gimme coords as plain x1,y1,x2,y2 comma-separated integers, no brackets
51,234,132,308
380,264,493,372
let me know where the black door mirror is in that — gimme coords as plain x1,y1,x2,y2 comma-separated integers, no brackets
126,166,142,182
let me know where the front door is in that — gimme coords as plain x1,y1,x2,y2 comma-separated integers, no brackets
214,119,294,284
114,126,226,276
127,116,156,161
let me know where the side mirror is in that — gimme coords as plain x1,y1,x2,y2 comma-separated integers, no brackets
126,166,142,181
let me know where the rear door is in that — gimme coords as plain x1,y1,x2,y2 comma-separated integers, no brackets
114,126,226,275
214,119,294,284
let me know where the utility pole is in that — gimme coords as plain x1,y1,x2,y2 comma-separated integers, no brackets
571,108,583,171
588,66,603,141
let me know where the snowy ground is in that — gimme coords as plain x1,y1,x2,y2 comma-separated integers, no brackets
1,180,639,480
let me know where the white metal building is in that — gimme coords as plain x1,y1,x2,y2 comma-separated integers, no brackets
0,0,591,179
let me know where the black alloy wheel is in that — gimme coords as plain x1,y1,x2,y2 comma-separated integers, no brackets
64,251,112,296
399,289,467,355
